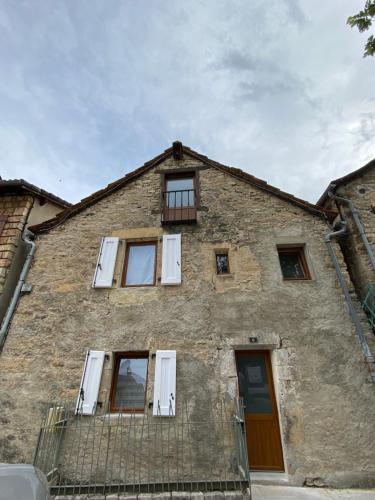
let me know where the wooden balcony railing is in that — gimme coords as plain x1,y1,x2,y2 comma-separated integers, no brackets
162,189,197,223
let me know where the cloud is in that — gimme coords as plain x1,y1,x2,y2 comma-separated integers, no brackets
216,51,261,73
0,0,373,204
353,113,375,144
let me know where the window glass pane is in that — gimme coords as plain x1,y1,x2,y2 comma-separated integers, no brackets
166,177,194,207
114,357,148,409
166,178,194,191
216,254,229,274
125,244,156,285
237,355,272,414
279,252,304,279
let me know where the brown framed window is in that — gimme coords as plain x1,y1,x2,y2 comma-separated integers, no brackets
0,215,8,235
110,352,149,412
277,246,311,280
216,252,230,274
122,241,157,287
165,173,195,208
163,172,197,223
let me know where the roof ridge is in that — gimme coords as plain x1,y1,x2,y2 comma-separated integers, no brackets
29,142,335,234
0,179,71,207
317,158,375,206
180,145,334,219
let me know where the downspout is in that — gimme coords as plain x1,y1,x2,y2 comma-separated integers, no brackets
328,184,375,271
325,222,375,381
0,229,36,352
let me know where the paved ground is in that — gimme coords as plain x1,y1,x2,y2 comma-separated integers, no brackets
251,485,375,499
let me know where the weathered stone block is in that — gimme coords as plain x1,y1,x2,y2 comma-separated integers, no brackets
138,494,153,500
242,488,251,500
190,493,204,500
223,492,242,500
203,493,224,500
152,493,171,500
171,492,190,500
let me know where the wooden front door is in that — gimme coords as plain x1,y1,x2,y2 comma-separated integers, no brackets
235,350,284,471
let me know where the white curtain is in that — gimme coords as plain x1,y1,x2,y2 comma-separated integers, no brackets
126,244,156,285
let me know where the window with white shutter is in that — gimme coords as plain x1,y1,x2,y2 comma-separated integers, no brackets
153,350,176,416
92,237,119,288
161,234,181,285
110,352,149,412
122,242,157,287
76,350,105,415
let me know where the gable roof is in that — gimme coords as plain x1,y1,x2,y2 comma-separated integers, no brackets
29,142,335,234
317,158,375,207
0,179,71,208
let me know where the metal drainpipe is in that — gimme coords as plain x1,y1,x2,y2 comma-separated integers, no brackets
325,222,375,381
0,229,36,352
328,185,375,271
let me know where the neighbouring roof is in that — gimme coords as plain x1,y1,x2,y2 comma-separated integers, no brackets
317,158,375,207
0,179,71,208
29,142,336,234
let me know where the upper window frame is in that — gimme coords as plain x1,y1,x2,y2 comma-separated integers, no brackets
277,245,311,281
164,171,196,207
121,241,157,288
160,169,200,224
109,351,149,413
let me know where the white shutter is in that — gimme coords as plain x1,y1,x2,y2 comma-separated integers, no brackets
92,237,119,288
153,350,176,416
76,350,105,415
161,234,181,285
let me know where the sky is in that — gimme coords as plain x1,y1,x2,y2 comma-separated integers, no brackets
0,0,374,204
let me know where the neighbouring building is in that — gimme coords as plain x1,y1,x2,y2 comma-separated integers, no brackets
0,144,375,494
318,160,375,327
0,179,70,335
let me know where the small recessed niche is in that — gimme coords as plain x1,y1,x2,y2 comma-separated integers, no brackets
358,187,366,195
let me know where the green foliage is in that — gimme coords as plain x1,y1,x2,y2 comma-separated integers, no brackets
347,0,375,57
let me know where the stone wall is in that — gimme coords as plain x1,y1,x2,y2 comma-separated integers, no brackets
324,169,375,299
0,195,33,292
0,194,66,323
0,195,33,313
1,155,375,488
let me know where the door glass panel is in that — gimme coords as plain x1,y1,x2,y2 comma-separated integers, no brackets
237,354,272,414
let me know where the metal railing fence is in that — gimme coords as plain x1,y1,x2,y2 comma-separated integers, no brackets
162,189,197,223
362,283,375,330
33,399,250,496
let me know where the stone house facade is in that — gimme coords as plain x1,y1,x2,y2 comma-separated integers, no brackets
0,144,375,490
318,160,375,304
0,180,70,330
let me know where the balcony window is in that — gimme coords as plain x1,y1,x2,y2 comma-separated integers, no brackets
163,173,196,223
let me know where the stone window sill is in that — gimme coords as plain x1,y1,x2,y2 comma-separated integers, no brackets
99,413,146,419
